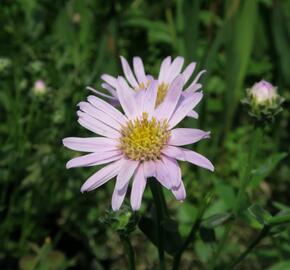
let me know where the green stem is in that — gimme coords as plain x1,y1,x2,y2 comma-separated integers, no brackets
120,234,136,270
224,226,270,270
150,180,166,270
172,193,211,270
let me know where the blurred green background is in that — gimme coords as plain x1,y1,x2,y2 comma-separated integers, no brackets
1,0,290,269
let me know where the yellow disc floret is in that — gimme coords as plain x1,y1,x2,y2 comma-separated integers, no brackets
134,82,146,91
134,81,169,107
156,82,169,106
120,112,170,161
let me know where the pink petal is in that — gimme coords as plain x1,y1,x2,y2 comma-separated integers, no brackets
187,110,199,119
154,159,172,189
168,128,210,146
101,74,118,88
187,70,206,89
120,56,139,88
172,181,186,201
130,164,146,211
161,155,182,188
162,145,214,172
66,150,122,169
63,137,118,152
154,75,184,120
116,76,139,118
87,95,127,125
78,101,121,130
77,111,120,138
166,56,184,83
143,160,156,178
134,90,147,119
143,80,158,117
101,83,118,97
80,158,124,192
183,83,202,96
168,92,203,129
158,56,171,83
111,179,129,211
86,86,116,100
182,62,196,84
147,75,154,81
115,159,139,191
133,57,147,84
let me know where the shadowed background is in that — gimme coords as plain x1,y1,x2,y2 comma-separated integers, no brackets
1,0,290,269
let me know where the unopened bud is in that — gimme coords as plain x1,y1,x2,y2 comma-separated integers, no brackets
249,80,278,105
33,79,47,96
242,80,284,122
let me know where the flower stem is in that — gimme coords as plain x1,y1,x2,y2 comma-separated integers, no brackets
150,179,167,270
120,234,136,270
172,193,211,270
224,226,270,270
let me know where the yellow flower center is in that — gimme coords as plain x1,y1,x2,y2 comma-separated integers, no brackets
119,112,170,161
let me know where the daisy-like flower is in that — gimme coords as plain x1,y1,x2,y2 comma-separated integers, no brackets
89,56,205,119
63,75,213,211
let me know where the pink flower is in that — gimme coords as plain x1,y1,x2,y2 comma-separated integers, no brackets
63,75,213,211
88,56,205,119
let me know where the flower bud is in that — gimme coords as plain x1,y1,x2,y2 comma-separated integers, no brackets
33,79,47,96
242,80,284,122
249,80,278,105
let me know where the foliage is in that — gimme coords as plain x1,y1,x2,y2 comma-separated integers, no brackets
1,0,290,269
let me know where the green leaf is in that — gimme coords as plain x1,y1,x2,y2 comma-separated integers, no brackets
269,210,290,226
19,255,37,270
271,2,290,85
224,0,258,133
214,184,236,209
139,216,183,256
200,227,216,243
177,202,198,224
201,213,233,229
267,261,290,270
251,153,287,187
248,204,272,225
123,17,172,45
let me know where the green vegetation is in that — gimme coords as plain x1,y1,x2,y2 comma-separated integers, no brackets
1,1,290,269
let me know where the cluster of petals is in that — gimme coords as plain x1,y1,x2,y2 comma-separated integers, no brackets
90,56,206,119
63,57,213,211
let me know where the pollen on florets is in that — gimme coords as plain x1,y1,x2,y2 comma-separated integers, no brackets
134,81,169,107
156,82,169,106
119,112,170,161
135,81,150,92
